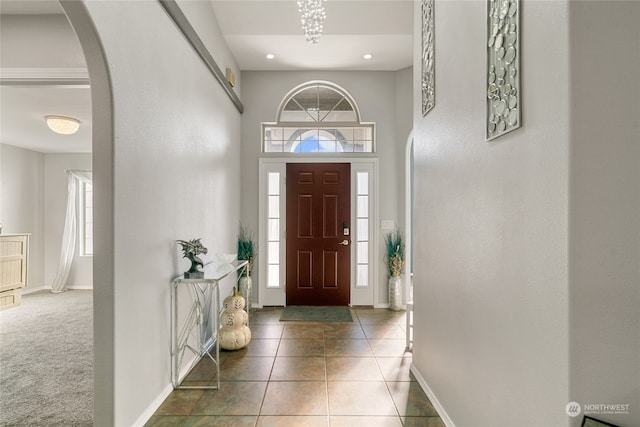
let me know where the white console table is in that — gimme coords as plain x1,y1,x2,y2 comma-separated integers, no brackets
171,259,248,389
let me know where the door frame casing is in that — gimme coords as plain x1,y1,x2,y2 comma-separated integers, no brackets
258,157,379,307
405,130,414,307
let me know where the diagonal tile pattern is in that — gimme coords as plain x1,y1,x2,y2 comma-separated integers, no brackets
146,307,445,427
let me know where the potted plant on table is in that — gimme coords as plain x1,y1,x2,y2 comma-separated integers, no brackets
384,230,405,311
237,225,256,310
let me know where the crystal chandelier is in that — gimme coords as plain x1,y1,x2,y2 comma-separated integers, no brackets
297,0,326,44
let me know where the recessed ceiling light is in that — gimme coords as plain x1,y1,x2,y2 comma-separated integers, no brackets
266,53,275,60
363,53,373,60
45,115,80,135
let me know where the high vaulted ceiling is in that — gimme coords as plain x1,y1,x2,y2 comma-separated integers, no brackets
0,0,413,153
210,0,413,71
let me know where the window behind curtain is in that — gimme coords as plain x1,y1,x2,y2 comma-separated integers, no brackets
79,182,93,256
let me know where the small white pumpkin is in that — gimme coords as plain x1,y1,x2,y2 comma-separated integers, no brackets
223,289,245,311
220,309,248,328
219,287,252,350
219,325,252,350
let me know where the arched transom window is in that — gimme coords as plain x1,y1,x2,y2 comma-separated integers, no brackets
263,81,375,153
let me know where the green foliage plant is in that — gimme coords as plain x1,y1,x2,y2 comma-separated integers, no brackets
384,230,405,278
237,225,256,277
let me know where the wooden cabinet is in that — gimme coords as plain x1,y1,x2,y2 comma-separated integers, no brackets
0,234,30,311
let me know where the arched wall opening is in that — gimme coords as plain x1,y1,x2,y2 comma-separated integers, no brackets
59,1,115,424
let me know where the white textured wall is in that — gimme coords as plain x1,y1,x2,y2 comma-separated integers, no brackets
0,14,85,68
43,154,92,289
395,67,413,226
240,70,412,307
568,2,640,426
395,67,413,302
0,144,45,290
180,1,242,97
411,1,571,426
66,1,242,425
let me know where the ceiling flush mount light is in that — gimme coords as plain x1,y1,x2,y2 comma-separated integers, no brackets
297,0,326,44
363,53,373,60
266,53,275,60
46,115,80,135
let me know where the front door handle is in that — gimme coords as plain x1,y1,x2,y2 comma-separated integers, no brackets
338,239,350,246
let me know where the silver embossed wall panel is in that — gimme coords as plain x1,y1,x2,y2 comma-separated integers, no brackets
486,0,520,140
422,0,435,116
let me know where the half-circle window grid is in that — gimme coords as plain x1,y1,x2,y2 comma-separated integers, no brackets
263,82,374,153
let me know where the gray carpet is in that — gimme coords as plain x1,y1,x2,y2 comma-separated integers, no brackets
0,290,93,426
280,306,353,322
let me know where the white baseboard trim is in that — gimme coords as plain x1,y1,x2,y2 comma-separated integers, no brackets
374,303,390,309
410,363,456,427
22,286,46,295
131,383,174,427
39,285,94,292
66,284,94,290
133,352,202,425
178,354,199,383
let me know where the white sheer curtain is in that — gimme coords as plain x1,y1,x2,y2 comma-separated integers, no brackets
51,170,93,293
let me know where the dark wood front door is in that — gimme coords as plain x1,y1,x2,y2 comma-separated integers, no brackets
286,163,351,306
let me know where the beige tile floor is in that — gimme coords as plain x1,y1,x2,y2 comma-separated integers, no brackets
146,307,445,427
